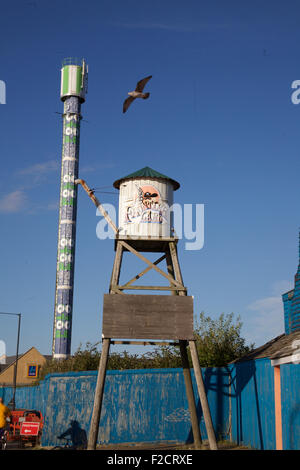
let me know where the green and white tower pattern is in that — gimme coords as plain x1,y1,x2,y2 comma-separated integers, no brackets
52,58,88,359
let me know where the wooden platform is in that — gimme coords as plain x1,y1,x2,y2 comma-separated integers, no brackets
102,294,194,340
114,235,179,253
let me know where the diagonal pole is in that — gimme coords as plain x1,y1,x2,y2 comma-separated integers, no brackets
189,340,218,450
87,338,110,450
179,340,203,449
76,179,118,233
168,242,218,450
165,248,202,448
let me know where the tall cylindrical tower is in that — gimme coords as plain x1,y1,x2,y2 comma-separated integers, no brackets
52,58,88,359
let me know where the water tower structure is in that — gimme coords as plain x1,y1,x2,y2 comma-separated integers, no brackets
115,166,178,240
76,166,217,450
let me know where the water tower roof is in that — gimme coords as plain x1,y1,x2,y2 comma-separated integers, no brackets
113,166,180,190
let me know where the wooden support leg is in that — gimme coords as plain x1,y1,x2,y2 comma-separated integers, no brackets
88,243,122,448
166,249,179,296
109,242,123,294
87,338,110,450
168,244,202,447
189,340,218,450
179,340,202,449
168,242,184,290
169,240,217,449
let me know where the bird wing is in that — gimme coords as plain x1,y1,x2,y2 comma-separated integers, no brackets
123,96,135,113
135,75,152,92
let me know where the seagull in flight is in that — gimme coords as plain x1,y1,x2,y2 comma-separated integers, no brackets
123,75,152,113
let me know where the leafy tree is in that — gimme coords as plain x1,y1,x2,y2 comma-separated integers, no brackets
193,312,254,367
35,342,101,383
36,342,181,383
107,347,181,370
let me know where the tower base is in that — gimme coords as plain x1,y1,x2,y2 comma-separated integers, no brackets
87,239,218,450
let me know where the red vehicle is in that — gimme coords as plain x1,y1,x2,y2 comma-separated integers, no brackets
8,409,44,447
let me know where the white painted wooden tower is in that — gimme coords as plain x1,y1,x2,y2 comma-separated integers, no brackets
76,166,218,451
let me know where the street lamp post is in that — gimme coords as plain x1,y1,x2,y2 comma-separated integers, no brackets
0,312,21,410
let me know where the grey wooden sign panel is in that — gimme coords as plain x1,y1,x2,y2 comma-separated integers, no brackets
102,294,194,340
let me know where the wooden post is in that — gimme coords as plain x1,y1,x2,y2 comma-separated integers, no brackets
87,338,110,450
169,241,184,292
75,179,118,233
166,245,202,447
189,340,218,450
168,243,204,449
166,249,178,296
179,340,202,449
274,365,283,450
169,240,218,450
109,241,123,293
88,242,124,450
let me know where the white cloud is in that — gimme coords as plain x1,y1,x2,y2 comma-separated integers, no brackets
248,296,282,313
25,200,59,215
0,161,60,215
110,21,229,33
244,280,292,346
17,160,59,184
0,190,26,213
18,160,58,175
80,161,116,174
271,280,293,295
0,191,58,215
46,202,59,211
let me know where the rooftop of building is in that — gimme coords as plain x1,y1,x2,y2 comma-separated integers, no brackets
0,349,52,373
231,329,300,364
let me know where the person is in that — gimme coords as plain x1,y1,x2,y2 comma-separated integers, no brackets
0,398,11,440
58,420,87,449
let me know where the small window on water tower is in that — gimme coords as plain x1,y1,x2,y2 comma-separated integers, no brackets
27,364,38,378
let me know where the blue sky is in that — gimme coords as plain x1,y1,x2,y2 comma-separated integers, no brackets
0,0,300,357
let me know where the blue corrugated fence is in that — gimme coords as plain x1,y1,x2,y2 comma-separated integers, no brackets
1,361,299,449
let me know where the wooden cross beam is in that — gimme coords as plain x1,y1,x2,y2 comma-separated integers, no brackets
122,254,167,287
110,340,179,346
115,285,186,291
119,240,184,289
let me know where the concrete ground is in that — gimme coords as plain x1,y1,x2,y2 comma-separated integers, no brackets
96,441,250,451
4,439,250,450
